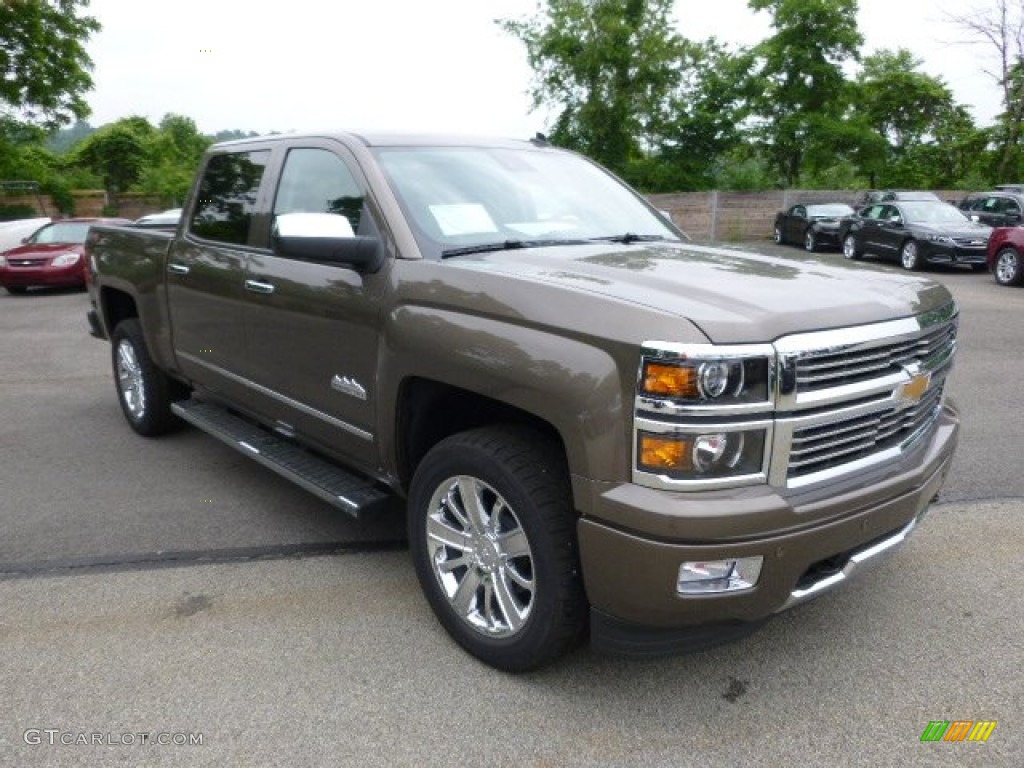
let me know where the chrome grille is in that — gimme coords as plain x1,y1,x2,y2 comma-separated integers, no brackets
788,384,944,478
951,237,987,248
795,322,956,391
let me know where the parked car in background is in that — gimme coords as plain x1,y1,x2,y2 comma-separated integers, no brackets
987,227,1024,286
132,208,182,230
0,217,130,294
773,202,854,252
957,190,1024,228
840,200,990,271
856,190,941,206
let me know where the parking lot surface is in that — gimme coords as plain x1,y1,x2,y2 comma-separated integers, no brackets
1,249,1021,766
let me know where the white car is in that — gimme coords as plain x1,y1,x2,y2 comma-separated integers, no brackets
0,217,51,253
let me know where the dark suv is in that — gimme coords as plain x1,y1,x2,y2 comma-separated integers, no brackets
958,191,1024,228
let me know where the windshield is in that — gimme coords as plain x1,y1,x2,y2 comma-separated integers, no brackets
30,222,93,244
372,146,679,259
807,204,853,218
900,202,971,226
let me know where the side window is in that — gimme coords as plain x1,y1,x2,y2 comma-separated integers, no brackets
793,205,806,218
883,205,901,223
1006,198,1022,215
983,196,1001,212
865,205,885,219
190,150,271,245
273,148,365,235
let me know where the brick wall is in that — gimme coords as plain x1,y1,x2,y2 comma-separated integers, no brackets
0,191,168,220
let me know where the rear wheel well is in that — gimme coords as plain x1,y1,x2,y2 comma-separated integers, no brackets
100,287,139,334
396,378,566,492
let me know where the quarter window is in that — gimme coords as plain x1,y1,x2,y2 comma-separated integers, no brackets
190,150,270,245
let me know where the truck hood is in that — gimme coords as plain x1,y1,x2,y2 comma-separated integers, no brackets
444,241,953,344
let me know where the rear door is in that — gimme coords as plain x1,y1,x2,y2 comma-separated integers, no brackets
786,205,806,242
874,204,905,256
167,147,272,401
240,141,389,469
857,204,886,252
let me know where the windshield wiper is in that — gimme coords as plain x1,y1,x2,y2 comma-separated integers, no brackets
590,233,668,244
441,238,590,258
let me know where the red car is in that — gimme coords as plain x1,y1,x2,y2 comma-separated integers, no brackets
987,227,1024,286
0,217,130,294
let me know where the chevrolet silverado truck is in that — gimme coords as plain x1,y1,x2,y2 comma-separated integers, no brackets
85,133,960,671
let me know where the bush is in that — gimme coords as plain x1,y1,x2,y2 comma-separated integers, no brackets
0,203,38,221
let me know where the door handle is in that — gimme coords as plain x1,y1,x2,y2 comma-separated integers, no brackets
244,279,275,295
167,263,190,275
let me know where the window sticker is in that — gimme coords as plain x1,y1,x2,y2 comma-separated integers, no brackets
429,204,498,236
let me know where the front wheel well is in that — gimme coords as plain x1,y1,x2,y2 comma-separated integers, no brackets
396,378,566,492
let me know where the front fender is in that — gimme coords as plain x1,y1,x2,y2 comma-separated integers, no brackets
378,305,630,482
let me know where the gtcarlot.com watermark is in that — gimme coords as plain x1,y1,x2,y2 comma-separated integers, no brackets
24,729,203,747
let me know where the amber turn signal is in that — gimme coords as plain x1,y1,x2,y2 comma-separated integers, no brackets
642,362,699,398
639,435,693,472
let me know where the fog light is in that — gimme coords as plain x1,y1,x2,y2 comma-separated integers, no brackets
677,556,763,594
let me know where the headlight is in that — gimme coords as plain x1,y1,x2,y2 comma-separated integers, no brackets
638,429,766,481
0,255,7,267
51,252,81,267
640,356,769,404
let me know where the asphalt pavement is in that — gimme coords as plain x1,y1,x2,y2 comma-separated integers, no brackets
1,255,1021,766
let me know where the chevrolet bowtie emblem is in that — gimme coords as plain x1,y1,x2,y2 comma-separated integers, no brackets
896,371,931,406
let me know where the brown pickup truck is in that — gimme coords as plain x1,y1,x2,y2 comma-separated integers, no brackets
85,133,960,671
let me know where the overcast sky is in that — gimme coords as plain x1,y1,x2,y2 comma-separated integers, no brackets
83,0,997,138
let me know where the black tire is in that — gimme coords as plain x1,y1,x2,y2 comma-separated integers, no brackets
5,285,28,295
110,318,187,436
842,233,862,260
993,247,1024,286
804,228,817,252
900,239,922,271
408,425,586,672
773,224,784,245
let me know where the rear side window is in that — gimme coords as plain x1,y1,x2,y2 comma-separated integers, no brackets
190,150,271,245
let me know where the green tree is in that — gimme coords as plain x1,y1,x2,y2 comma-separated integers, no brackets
647,40,754,190
499,0,685,176
947,0,1024,179
72,116,156,200
0,0,100,129
747,0,863,185
139,114,211,204
851,49,965,186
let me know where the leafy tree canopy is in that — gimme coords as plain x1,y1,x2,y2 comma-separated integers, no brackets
500,0,685,175
0,0,101,129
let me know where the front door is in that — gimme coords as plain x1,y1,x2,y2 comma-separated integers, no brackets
241,144,388,469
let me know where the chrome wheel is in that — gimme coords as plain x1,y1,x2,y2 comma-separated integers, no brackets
995,249,1022,285
425,475,534,638
843,234,860,259
773,225,783,244
901,240,921,270
116,339,146,420
804,229,816,252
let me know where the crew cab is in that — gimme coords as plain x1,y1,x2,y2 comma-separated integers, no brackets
86,133,960,671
